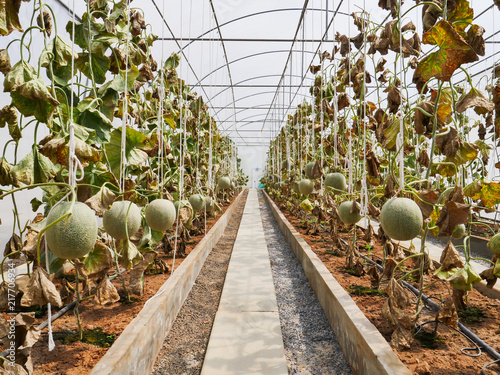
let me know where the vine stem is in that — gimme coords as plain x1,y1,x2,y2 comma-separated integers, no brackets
74,262,83,341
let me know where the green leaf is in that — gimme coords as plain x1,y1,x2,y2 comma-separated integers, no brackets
11,78,60,124
164,53,180,70
30,197,43,211
3,60,36,92
448,263,481,291
41,36,78,69
98,65,140,96
41,249,66,275
121,239,143,269
300,199,313,211
413,20,478,88
75,51,110,85
84,243,109,273
65,14,96,50
11,146,60,185
0,0,24,36
105,127,148,177
77,106,113,143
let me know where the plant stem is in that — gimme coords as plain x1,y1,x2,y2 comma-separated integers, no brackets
74,263,83,341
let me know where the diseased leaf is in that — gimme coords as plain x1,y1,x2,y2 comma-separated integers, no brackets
435,142,479,177
94,277,120,305
470,180,500,209
85,185,116,216
3,61,36,92
120,239,143,269
456,88,494,114
416,189,440,220
11,78,60,124
20,267,62,307
467,24,485,56
11,147,60,185
0,156,17,186
413,20,478,91
129,251,156,296
75,51,110,85
439,241,464,271
0,48,11,74
39,135,99,167
36,9,52,36
4,232,22,259
447,0,473,35
0,0,24,36
98,65,140,96
41,35,77,70
449,263,481,291
77,106,113,144
435,127,462,158
435,201,470,237
437,298,458,327
300,199,313,212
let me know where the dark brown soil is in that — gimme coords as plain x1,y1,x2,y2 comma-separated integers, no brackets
151,189,248,374
269,194,500,375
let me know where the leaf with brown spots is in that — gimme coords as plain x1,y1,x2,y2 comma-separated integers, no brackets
456,88,494,115
435,201,470,237
416,189,440,220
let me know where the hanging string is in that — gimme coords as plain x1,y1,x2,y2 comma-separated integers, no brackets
120,0,132,193
396,0,405,194
347,0,353,194
319,0,325,190
360,5,369,218
332,0,339,169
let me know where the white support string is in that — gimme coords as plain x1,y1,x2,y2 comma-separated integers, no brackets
347,0,353,194
397,0,405,194
360,5,369,218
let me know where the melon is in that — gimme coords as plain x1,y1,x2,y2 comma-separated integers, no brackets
325,173,347,195
292,182,300,193
338,201,362,225
218,176,231,190
451,224,466,239
488,233,500,256
145,199,176,232
46,202,98,259
305,162,316,179
298,179,314,195
380,197,423,241
189,194,206,212
103,201,141,240
204,197,216,213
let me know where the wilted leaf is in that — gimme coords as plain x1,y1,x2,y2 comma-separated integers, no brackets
4,232,22,259
39,136,99,167
129,251,156,295
381,257,397,280
20,267,62,308
479,266,497,288
390,326,414,351
0,0,24,36
36,10,52,36
85,185,116,216
469,180,500,209
40,36,77,71
120,240,143,269
435,127,462,158
300,199,313,212
456,88,494,115
0,48,11,74
447,0,473,35
11,147,60,185
94,277,120,305
437,298,458,327
164,53,180,70
385,278,411,309
435,142,479,177
440,241,464,271
11,78,60,124
3,61,36,92
413,20,478,91
416,189,440,220
84,241,113,273
448,263,481,291
435,201,470,237
415,101,435,135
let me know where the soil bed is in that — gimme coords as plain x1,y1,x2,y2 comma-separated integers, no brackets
151,190,247,374
269,194,500,375
0,191,241,375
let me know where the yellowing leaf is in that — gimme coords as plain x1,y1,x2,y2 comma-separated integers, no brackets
470,180,500,209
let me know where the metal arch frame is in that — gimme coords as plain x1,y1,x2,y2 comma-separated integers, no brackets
200,72,314,102
216,91,310,122
193,49,317,88
159,7,350,51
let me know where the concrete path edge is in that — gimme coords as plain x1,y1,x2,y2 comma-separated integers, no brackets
89,190,245,375
263,191,411,375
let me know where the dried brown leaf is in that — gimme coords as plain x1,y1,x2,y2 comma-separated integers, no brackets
416,189,440,220
94,278,120,305
390,326,414,351
129,251,156,296
440,241,464,271
385,278,411,309
20,267,62,308
437,298,459,327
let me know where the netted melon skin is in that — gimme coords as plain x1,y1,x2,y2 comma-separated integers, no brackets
189,194,206,212
451,224,466,239
488,233,500,256
103,201,141,240
298,179,314,195
380,197,423,241
145,199,176,232
218,176,231,190
325,173,347,194
46,202,98,259
338,201,362,225
305,162,316,179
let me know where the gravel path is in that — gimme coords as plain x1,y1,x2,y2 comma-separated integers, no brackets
258,191,353,375
151,191,248,375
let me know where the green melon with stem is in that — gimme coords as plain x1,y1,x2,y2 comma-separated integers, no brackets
218,176,231,190
46,202,98,259
103,201,142,240
305,162,316,179
338,201,362,225
325,173,347,195
204,197,216,213
189,194,206,212
298,179,314,195
145,199,176,232
488,232,500,256
451,224,466,239
380,197,423,241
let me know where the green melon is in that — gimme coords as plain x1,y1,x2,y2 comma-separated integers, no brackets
292,182,300,193
451,224,466,239
204,197,216,213
145,199,176,232
487,233,500,256
218,176,231,190
325,173,347,195
338,201,362,225
305,162,316,179
46,202,98,259
103,201,141,240
189,194,206,212
380,197,423,241
298,179,314,195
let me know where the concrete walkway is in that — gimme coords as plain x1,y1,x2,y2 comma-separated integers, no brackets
201,189,288,375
